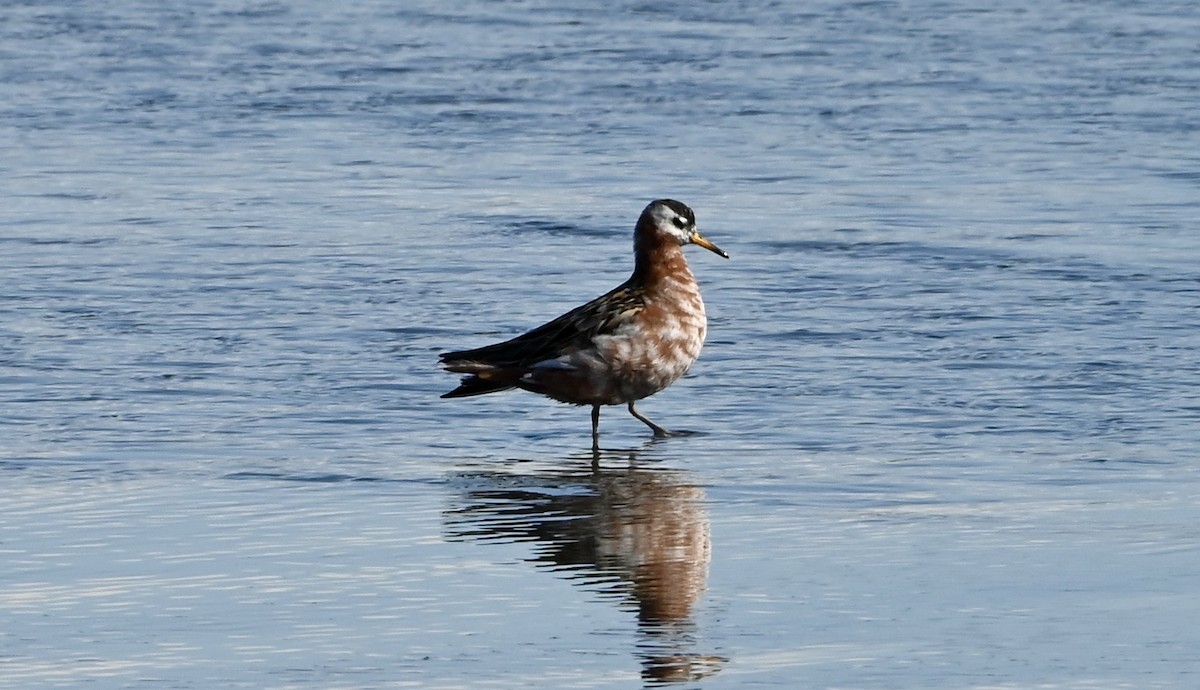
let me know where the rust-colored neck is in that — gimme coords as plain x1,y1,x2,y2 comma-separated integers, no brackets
632,229,693,288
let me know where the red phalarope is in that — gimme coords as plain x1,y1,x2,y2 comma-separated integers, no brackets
439,199,727,448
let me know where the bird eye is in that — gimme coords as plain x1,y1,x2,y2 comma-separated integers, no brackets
672,216,688,229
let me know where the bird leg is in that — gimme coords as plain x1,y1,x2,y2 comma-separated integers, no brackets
591,404,601,450
628,402,671,437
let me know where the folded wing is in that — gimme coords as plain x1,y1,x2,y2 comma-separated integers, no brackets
439,282,644,398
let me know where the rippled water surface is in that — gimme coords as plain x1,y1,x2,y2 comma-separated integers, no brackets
3,1,1199,688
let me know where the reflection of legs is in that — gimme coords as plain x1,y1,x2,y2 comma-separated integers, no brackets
628,401,670,437
591,404,601,449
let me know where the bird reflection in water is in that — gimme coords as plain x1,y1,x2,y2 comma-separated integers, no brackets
444,447,726,683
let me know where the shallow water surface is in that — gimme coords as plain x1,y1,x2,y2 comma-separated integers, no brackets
3,0,1200,688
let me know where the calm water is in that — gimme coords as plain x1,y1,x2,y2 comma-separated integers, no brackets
3,0,1199,687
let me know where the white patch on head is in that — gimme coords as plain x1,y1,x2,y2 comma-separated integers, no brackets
644,200,695,245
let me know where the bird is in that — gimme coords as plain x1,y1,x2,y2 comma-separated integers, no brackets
439,199,727,448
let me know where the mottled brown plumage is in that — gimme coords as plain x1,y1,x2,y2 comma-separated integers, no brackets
440,199,727,447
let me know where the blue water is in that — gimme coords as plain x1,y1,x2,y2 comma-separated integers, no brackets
3,1,1199,688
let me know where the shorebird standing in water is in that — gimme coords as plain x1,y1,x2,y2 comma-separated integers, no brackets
439,199,727,448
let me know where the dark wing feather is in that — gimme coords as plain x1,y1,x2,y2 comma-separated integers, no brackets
440,374,514,398
440,281,645,368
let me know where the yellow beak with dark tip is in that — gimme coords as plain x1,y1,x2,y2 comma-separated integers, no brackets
690,230,729,259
